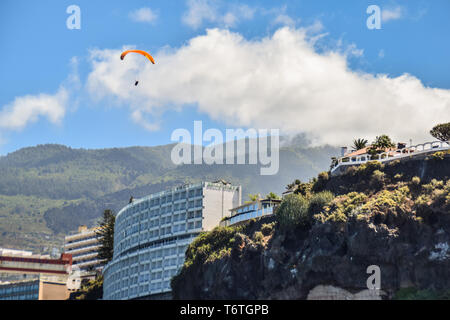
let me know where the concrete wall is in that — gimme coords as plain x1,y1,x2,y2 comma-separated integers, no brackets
39,281,70,300
202,184,241,231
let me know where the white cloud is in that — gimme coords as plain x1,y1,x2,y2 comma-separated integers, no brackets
273,14,296,28
182,0,255,29
182,0,217,29
0,87,68,131
86,27,450,146
131,110,161,131
129,7,158,24
382,6,404,22
264,5,299,28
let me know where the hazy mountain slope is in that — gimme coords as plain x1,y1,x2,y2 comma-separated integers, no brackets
0,142,338,252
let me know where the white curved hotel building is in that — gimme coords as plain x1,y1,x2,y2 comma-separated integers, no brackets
102,181,241,300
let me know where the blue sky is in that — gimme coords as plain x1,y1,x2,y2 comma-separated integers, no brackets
0,0,449,154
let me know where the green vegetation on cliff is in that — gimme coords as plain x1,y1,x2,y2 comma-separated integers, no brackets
172,154,450,300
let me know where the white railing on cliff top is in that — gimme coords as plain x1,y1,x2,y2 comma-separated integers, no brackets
330,140,450,174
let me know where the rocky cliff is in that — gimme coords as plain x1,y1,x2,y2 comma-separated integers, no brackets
171,153,450,300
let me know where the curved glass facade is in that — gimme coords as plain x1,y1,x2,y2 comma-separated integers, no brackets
103,182,241,300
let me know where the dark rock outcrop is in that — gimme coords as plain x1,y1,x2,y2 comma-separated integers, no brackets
173,214,450,299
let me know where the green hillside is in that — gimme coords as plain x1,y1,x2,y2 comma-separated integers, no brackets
0,142,338,252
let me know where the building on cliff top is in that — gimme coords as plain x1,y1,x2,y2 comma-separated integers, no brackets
219,197,281,227
330,140,450,176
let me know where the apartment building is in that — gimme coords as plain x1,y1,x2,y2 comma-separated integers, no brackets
0,275,70,300
64,225,103,278
103,181,241,300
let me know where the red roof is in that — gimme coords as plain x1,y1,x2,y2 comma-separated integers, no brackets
344,146,397,158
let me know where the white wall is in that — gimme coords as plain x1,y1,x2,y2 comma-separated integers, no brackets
202,184,241,231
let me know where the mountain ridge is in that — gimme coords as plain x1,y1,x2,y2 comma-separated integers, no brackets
0,141,339,252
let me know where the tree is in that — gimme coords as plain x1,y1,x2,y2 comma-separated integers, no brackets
352,138,368,150
372,135,395,149
286,179,301,190
266,192,280,200
430,123,450,142
247,194,260,201
368,135,395,158
96,209,115,264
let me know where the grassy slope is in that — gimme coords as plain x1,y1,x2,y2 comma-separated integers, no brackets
0,143,338,252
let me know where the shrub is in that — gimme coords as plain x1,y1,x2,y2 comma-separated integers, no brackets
261,223,274,236
276,194,310,230
410,176,421,193
294,181,314,197
395,287,450,300
361,186,410,218
184,225,244,268
411,176,421,184
71,276,103,300
315,192,368,223
253,231,264,243
370,170,386,189
357,161,384,175
312,172,330,191
308,191,334,217
431,151,447,160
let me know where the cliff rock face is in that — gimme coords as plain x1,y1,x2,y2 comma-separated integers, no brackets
172,156,450,300
173,214,450,299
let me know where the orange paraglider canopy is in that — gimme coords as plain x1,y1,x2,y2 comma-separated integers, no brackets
120,50,155,64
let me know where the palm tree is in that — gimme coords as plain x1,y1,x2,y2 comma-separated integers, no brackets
248,194,260,201
266,192,280,200
367,135,395,159
352,138,368,150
